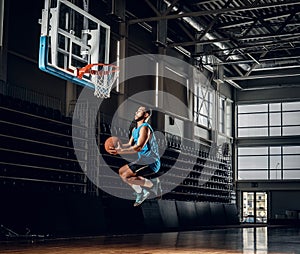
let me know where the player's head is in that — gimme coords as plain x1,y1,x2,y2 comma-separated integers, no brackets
135,106,152,122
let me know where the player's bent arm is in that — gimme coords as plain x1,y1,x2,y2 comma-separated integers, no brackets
136,126,150,148
116,144,141,154
107,145,137,155
117,127,149,154
121,136,134,148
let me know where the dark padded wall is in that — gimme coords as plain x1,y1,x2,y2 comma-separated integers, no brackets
157,200,179,230
224,204,239,225
195,202,212,226
142,200,164,232
0,189,107,237
103,196,145,234
210,203,226,225
176,201,197,228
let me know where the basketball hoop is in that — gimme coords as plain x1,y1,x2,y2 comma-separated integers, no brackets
76,63,119,98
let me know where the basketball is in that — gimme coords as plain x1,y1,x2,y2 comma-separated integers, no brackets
104,136,122,153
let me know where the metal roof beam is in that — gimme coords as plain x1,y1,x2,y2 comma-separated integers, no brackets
145,0,161,16
193,40,300,56
224,68,300,81
168,38,231,47
128,1,300,25
163,0,180,16
168,32,300,48
216,55,300,65
219,12,300,29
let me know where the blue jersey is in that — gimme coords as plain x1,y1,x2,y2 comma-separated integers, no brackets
131,122,160,172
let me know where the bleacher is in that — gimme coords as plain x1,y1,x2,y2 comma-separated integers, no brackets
0,92,233,203
0,93,87,194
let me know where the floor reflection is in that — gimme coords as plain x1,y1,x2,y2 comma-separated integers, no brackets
0,226,299,254
243,227,268,253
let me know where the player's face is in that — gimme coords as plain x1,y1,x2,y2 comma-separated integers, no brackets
135,107,146,121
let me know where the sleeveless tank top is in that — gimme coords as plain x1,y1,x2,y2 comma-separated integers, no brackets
131,122,160,171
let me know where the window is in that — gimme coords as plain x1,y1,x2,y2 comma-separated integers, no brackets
226,100,233,137
238,147,268,180
219,97,233,137
238,146,300,180
238,102,300,137
237,102,300,180
219,97,225,133
193,83,214,128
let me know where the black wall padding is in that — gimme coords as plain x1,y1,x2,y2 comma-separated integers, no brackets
175,201,197,228
0,190,107,237
195,202,212,226
141,200,164,232
104,197,145,234
157,200,179,229
223,204,239,225
210,203,226,225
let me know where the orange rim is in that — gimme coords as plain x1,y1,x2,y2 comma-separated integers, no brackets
77,63,119,79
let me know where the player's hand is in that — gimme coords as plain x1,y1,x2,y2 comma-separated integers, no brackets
108,142,122,155
107,146,118,155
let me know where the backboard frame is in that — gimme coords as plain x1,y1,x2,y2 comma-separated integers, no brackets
39,0,111,90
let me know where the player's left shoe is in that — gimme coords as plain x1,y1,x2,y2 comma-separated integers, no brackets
134,189,150,207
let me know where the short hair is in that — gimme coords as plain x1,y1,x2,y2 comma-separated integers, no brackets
144,107,152,117
141,106,152,122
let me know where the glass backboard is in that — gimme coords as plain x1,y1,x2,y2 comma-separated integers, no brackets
39,0,111,90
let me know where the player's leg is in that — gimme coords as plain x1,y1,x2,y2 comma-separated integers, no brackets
121,164,154,188
134,164,162,197
118,164,150,207
119,164,142,191
119,164,146,185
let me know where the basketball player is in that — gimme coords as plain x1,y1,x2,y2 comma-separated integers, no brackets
108,106,161,206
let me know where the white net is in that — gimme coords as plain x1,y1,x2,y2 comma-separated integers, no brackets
77,64,119,99
93,65,119,98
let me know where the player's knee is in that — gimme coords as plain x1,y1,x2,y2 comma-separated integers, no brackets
119,171,129,182
119,171,125,178
118,167,125,176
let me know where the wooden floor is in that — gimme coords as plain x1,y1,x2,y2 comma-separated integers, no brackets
0,226,299,254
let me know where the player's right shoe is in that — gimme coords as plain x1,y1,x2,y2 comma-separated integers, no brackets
133,189,150,207
150,178,162,199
